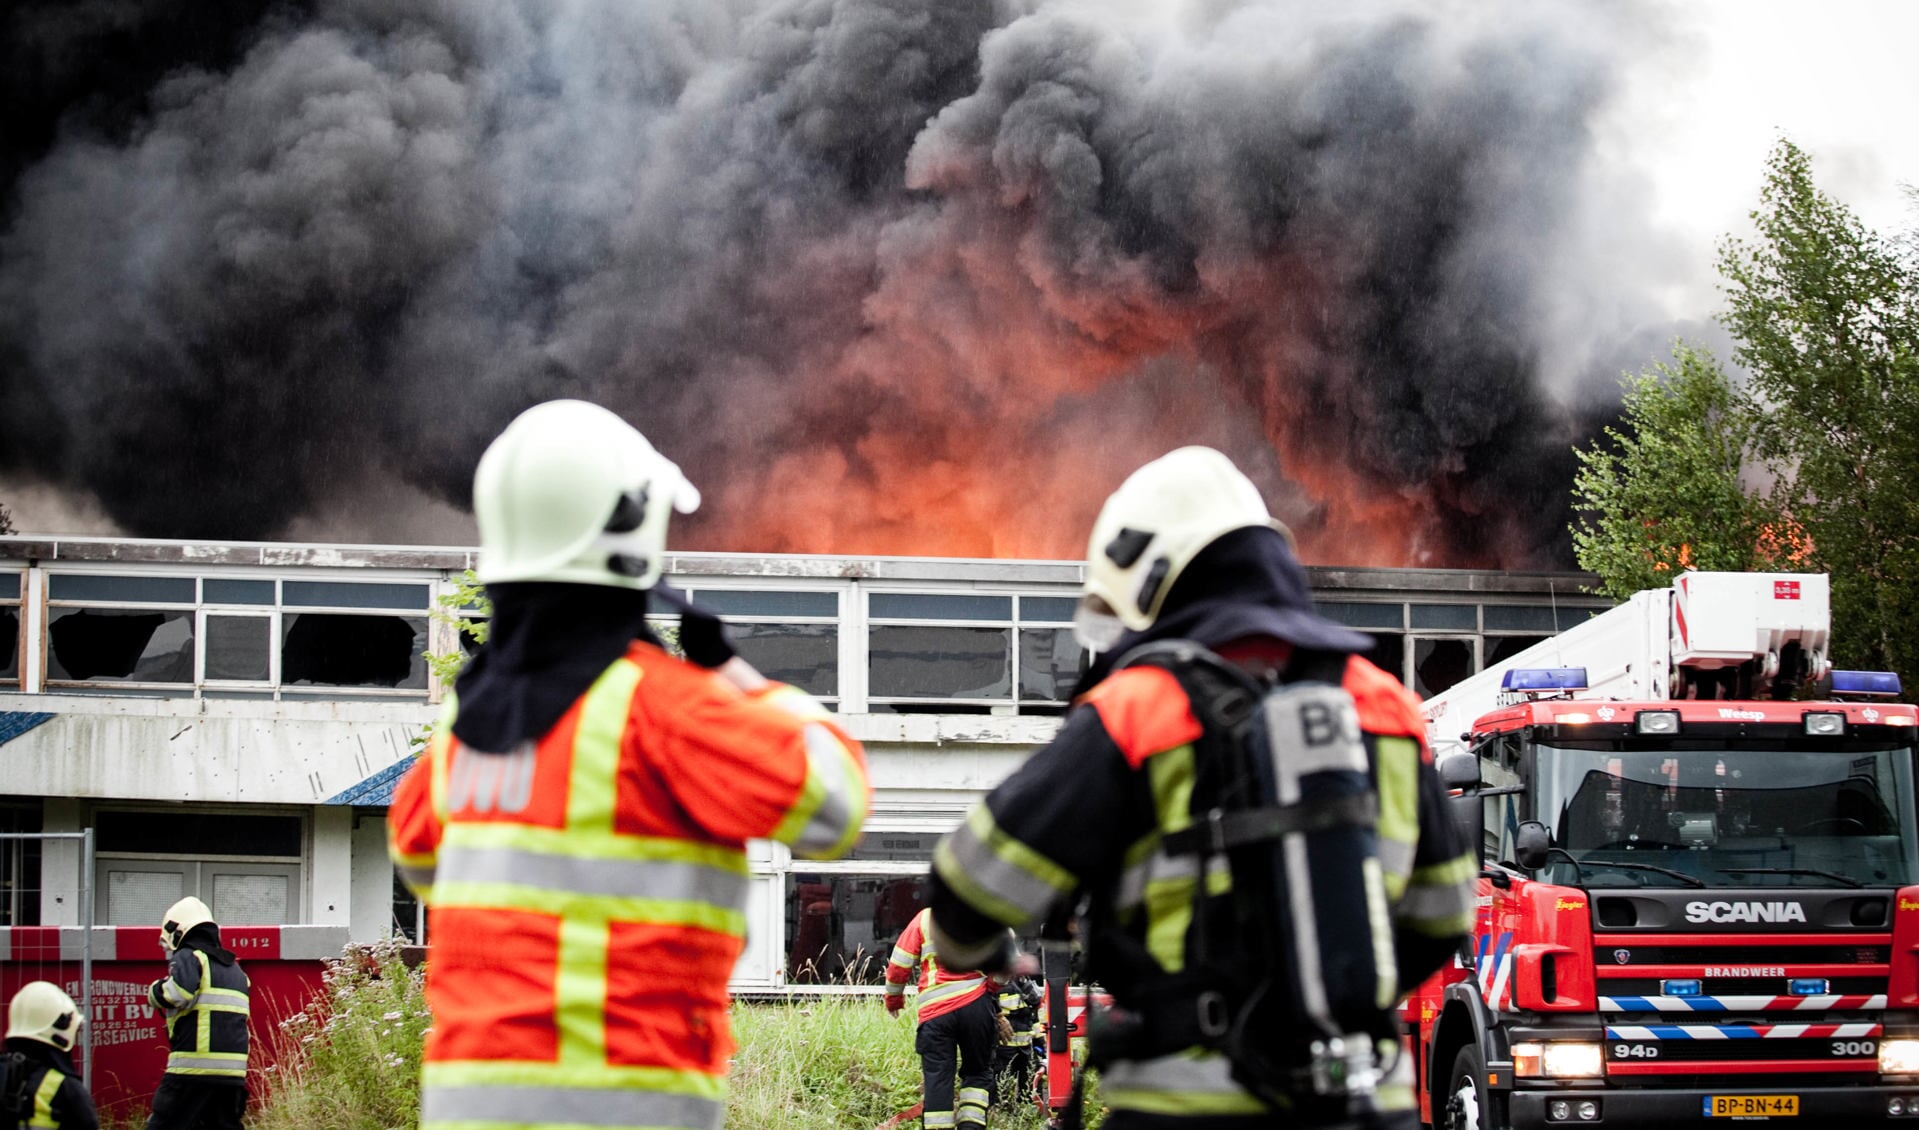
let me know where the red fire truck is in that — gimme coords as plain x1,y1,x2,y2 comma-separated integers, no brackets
1408,571,1919,1129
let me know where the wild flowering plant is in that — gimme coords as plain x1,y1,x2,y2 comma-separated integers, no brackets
252,939,428,1130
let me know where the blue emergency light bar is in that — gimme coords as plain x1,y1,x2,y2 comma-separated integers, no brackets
1790,978,1830,996
1831,670,1902,697
1501,667,1589,692
1661,979,1703,997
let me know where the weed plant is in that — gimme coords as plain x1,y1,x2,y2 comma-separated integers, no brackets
250,939,427,1130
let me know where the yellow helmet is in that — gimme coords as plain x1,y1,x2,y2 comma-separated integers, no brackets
6,981,80,1050
472,400,701,592
161,895,215,953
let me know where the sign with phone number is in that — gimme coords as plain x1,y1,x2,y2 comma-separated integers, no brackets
1705,1095,1798,1118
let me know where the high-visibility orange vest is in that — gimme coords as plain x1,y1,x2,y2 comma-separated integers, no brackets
389,641,869,1130
884,907,988,1022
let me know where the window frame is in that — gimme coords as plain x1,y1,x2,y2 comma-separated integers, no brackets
861,586,1082,713
37,567,435,700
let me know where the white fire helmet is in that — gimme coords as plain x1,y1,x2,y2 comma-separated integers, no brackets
1075,446,1291,652
472,400,701,592
6,981,81,1051
160,895,215,953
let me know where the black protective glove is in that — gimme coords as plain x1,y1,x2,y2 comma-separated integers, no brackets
651,584,736,669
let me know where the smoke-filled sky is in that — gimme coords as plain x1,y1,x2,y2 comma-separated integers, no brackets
2,0,1914,567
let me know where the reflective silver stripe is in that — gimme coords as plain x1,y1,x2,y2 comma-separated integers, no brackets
957,1086,989,1107
923,1113,957,1129
1102,1050,1243,1094
791,724,863,858
397,864,436,892
1377,836,1415,878
424,1085,723,1130
1398,877,1476,923
888,944,916,967
167,1053,247,1073
436,846,749,907
916,977,985,1011
158,980,194,1008
938,819,1064,927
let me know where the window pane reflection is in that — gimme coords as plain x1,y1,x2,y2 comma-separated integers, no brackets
205,616,272,681
786,873,927,984
731,624,838,697
868,626,1011,699
1019,628,1082,701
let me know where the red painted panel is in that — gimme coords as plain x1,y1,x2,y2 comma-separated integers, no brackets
1,942,326,1122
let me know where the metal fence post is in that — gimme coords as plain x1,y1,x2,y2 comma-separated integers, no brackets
81,825,95,1087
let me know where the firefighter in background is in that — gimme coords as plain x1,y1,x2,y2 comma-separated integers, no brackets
145,897,249,1130
991,972,1043,1109
2,982,97,1130
926,447,1476,1129
886,907,997,1130
388,400,870,1130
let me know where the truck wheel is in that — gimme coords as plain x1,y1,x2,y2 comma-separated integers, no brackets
1442,1046,1490,1130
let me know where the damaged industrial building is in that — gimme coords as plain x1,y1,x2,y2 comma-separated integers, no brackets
0,537,1606,990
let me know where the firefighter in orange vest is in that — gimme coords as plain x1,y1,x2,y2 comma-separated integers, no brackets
925,447,1475,1129
388,400,871,1130
886,907,997,1130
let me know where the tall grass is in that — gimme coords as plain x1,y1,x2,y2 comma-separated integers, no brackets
248,946,1102,1130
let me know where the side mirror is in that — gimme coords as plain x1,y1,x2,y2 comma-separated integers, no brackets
1514,820,1553,870
1437,753,1481,792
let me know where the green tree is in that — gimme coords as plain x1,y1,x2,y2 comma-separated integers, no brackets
1572,342,1785,601
1719,139,1919,683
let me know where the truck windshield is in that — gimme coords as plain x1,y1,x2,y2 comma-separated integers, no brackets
1530,744,1919,888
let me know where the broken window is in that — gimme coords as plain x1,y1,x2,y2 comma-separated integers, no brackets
47,608,195,684
281,613,427,689
1414,636,1475,699
0,606,17,684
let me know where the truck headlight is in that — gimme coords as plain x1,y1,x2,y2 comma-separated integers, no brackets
1883,1040,1919,1075
1514,1041,1604,1078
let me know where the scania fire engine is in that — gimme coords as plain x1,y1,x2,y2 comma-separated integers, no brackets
1408,571,1919,1129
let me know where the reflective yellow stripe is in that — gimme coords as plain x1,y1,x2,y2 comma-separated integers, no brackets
1374,735,1420,890
564,660,644,835
556,918,609,1068
28,1069,61,1128
429,694,458,822
1143,744,1198,972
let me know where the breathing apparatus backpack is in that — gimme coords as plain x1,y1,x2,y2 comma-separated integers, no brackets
1083,640,1401,1121
0,1050,41,1130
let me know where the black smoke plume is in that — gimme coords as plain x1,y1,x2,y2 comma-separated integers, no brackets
0,0,1672,566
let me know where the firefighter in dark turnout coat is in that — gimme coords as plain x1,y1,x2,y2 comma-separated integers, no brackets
146,897,249,1130
927,447,1476,1129
3,981,98,1130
